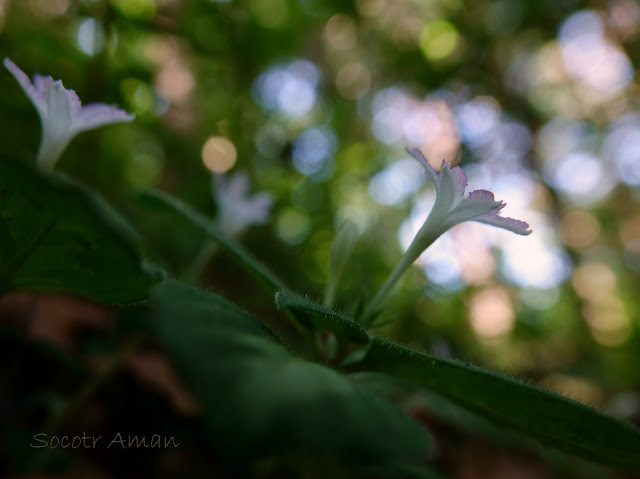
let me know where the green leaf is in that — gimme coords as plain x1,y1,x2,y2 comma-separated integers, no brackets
138,189,287,293
354,336,640,472
0,157,161,303
126,190,207,275
147,280,433,477
275,291,369,344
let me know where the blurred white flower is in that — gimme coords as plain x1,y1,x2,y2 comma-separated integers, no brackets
213,172,274,237
4,58,133,168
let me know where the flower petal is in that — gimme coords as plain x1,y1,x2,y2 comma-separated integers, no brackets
440,161,468,210
441,189,501,228
46,81,73,134
475,208,532,235
241,191,274,225
213,172,274,236
72,103,134,133
214,172,250,201
406,147,440,191
67,88,82,115
5,59,135,169
3,58,47,116
33,74,54,102
407,148,470,215
406,149,456,224
457,189,502,214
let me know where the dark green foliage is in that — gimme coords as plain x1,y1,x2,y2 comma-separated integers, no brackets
275,291,369,344
0,157,161,303
138,189,287,292
354,336,640,472
146,280,434,477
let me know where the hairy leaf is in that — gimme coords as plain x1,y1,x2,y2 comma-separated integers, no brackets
138,189,286,292
355,336,640,472
0,157,161,303
275,291,369,344
147,281,433,477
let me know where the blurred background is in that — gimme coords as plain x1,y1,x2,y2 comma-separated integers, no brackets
1,0,640,477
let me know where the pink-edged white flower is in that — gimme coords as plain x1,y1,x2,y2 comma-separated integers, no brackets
213,172,274,237
3,58,134,168
361,148,531,325
407,147,531,243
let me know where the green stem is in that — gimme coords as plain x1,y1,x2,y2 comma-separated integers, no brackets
361,229,438,327
360,251,415,327
143,189,288,292
322,277,337,308
36,135,67,170
181,240,220,283
138,190,313,356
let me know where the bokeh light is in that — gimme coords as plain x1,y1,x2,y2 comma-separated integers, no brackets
277,208,311,244
324,13,357,50
371,88,460,165
253,60,321,118
335,63,371,99
28,0,69,18
419,20,461,62
558,210,600,250
292,126,337,176
604,113,640,186
558,10,633,97
368,157,425,206
202,136,237,173
469,286,515,339
76,18,105,57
